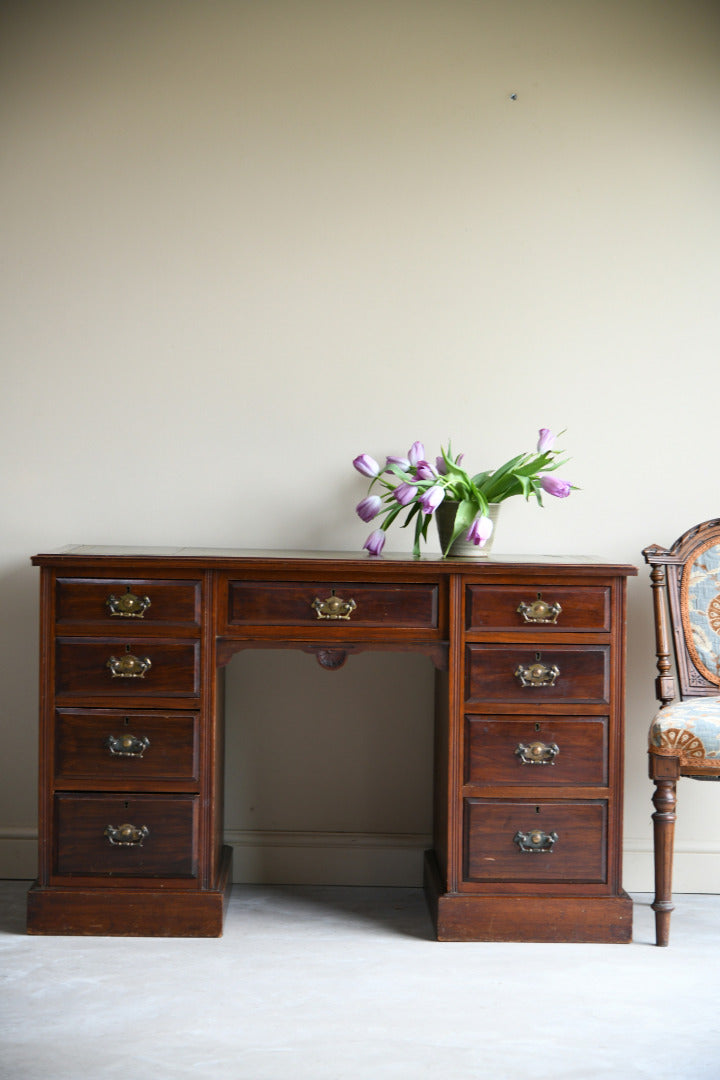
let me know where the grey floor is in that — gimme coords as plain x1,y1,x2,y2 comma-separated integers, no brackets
1,882,718,1080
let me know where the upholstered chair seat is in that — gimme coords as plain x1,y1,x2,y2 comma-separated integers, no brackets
650,697,720,768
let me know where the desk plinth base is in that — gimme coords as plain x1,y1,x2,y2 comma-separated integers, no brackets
423,851,632,943
26,846,233,938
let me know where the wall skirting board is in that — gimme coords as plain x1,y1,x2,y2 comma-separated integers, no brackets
226,829,432,887
2,828,719,893
0,828,38,880
621,837,720,894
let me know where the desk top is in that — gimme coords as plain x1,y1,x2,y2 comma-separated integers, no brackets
32,546,638,576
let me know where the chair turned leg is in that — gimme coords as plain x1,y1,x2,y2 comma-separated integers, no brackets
651,777,677,946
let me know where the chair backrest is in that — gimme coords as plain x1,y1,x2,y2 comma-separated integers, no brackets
643,519,720,706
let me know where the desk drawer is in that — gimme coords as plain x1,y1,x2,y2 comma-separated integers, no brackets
465,644,610,705
464,716,608,787
55,639,200,700
226,579,438,629
465,584,610,633
463,799,607,883
54,794,198,878
54,709,199,786
56,578,201,629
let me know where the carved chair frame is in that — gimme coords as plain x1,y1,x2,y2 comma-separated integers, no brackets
643,517,720,945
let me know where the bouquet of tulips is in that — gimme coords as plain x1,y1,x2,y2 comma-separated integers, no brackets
353,428,574,557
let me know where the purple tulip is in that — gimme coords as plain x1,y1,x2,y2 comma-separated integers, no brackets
393,481,417,506
537,428,556,453
419,485,445,515
386,455,411,472
408,441,425,467
353,453,380,478
540,474,572,498
363,529,386,556
466,514,494,547
356,495,382,522
415,460,437,481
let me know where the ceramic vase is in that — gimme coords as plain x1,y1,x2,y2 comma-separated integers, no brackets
435,501,500,557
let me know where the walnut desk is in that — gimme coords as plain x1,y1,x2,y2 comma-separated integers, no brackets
27,547,636,941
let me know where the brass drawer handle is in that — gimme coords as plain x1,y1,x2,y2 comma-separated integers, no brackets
106,589,151,619
514,658,560,687
107,648,152,679
104,823,150,847
106,733,150,758
517,597,562,624
515,740,559,765
514,829,558,853
311,590,357,621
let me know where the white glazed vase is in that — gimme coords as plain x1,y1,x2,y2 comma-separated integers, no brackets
435,501,500,558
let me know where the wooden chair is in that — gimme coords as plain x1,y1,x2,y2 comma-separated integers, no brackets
643,519,720,946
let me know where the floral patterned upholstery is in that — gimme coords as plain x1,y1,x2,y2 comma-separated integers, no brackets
682,541,720,684
650,696,720,768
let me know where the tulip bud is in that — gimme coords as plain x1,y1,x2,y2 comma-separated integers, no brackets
386,455,411,472
353,453,380,478
363,529,386,556
540,474,572,498
408,441,425,467
415,460,437,481
356,495,382,522
393,482,417,506
419,485,445,515
537,428,556,453
466,515,494,546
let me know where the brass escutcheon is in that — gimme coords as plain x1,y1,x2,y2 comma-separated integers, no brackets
515,740,560,765
513,828,559,853
311,590,357,621
517,596,562,624
104,823,150,847
106,589,152,619
514,659,560,687
107,649,152,679
106,733,151,758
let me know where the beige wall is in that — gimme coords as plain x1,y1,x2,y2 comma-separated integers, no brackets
2,0,719,890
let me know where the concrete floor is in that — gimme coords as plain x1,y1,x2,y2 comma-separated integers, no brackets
1,882,718,1080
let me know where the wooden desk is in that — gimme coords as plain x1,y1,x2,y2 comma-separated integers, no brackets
27,547,636,941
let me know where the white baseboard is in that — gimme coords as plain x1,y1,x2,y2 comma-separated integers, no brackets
225,829,432,886
623,838,720,894
0,828,37,880
3,828,720,894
